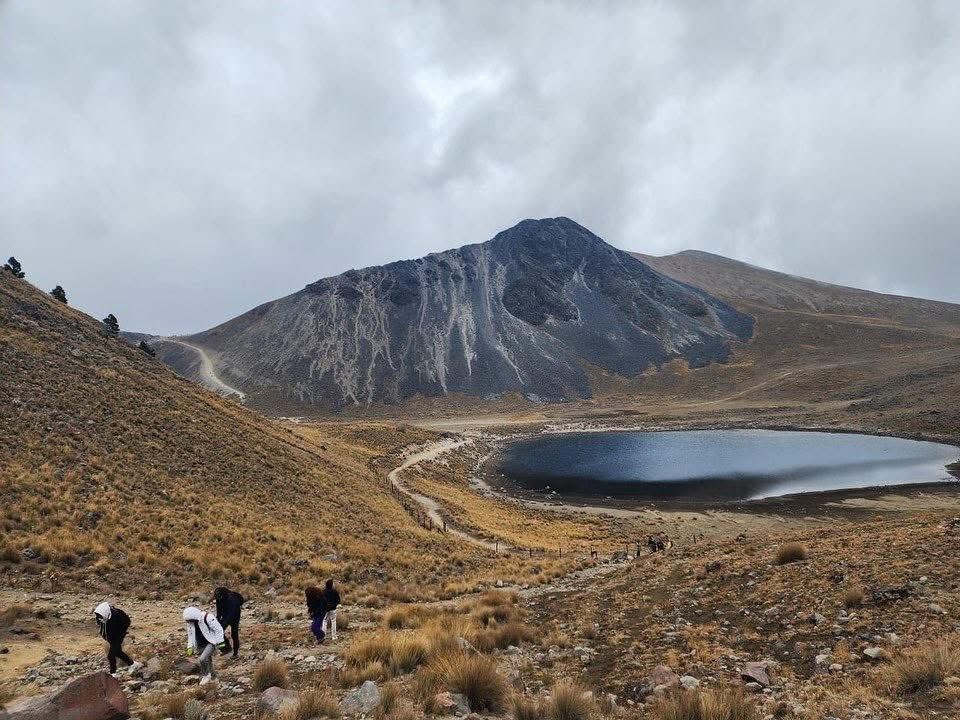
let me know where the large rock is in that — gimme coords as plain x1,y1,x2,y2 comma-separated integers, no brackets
1,671,128,720
741,661,772,687
648,665,680,694
339,680,380,716
256,687,300,715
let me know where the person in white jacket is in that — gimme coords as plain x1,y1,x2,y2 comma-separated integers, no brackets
183,606,225,684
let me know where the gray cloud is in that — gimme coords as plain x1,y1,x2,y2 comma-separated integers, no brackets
2,1,959,334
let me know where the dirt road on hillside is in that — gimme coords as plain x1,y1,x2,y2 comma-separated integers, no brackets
156,338,246,401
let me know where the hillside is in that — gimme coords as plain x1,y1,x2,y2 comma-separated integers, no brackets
150,218,753,410
0,272,596,597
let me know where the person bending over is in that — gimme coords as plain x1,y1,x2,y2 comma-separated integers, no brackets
213,586,244,657
183,606,225,684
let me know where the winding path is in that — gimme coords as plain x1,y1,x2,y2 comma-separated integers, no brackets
156,338,246,401
387,437,508,552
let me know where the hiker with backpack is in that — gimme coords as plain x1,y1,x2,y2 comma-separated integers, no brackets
322,578,340,642
94,602,139,675
213,586,244,657
305,585,327,643
183,606,225,684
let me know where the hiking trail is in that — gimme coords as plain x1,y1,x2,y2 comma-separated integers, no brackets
157,338,246,401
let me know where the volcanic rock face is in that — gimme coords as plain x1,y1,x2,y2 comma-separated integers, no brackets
188,218,753,407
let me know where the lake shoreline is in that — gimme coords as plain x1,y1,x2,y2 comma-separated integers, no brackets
473,425,960,515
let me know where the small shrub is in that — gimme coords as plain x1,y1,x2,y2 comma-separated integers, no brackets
0,604,30,627
183,698,208,720
1,685,15,710
842,587,865,608
547,679,597,720
253,655,290,692
774,543,807,565
884,637,960,695
649,689,758,720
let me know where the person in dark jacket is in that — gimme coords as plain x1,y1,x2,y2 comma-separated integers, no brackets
321,578,341,641
94,602,137,674
305,585,327,643
213,587,244,657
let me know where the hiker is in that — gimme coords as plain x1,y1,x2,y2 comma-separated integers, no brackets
183,606,225,684
322,578,340,641
647,535,657,553
213,586,244,657
305,585,327,643
94,602,138,675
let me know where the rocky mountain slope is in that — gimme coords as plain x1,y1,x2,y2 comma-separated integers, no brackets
635,249,960,329
153,218,753,410
0,271,582,596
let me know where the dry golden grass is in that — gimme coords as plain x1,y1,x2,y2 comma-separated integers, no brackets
278,685,339,720
0,273,609,598
431,653,510,714
140,690,196,720
881,636,960,696
649,689,759,720
774,543,808,565
546,679,597,720
375,681,402,718
253,655,290,692
0,684,15,710
512,694,547,720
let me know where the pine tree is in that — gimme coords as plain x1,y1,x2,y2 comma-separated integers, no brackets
50,285,68,303
4,256,24,278
138,340,156,357
102,313,120,337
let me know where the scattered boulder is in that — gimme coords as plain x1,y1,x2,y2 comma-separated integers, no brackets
679,675,700,690
433,691,470,716
1,671,128,720
647,665,680,694
741,661,772,687
175,658,201,676
141,656,163,681
863,647,887,661
339,680,380,716
257,687,300,715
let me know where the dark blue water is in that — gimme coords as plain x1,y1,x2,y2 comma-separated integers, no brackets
497,430,958,502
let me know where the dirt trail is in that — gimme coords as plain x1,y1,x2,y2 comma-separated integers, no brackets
156,338,246,401
387,437,508,551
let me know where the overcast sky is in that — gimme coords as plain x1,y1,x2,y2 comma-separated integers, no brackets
2,2,959,334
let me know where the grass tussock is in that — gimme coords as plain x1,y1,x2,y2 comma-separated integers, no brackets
547,679,598,720
140,691,197,720
842,586,865,608
774,543,808,565
882,636,960,695
253,655,290,692
649,689,759,720
278,685,339,720
384,604,436,630
432,653,510,714
512,694,547,720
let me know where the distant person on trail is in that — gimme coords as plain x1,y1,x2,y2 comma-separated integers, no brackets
94,602,138,675
213,586,244,657
305,585,327,643
322,578,340,641
183,606,225,684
